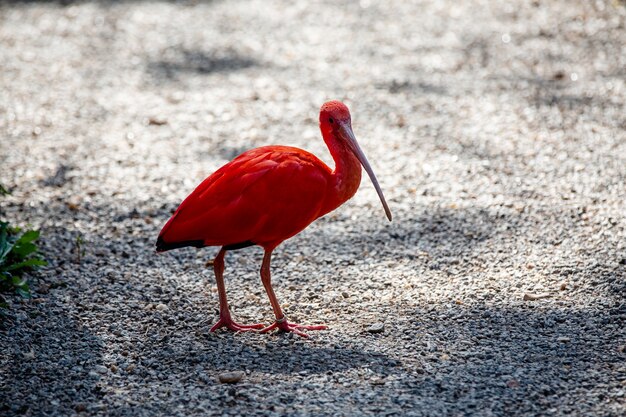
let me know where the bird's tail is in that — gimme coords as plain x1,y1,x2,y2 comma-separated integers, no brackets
155,210,203,252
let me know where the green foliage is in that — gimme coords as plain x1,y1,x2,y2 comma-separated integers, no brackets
0,222,47,298
0,184,9,196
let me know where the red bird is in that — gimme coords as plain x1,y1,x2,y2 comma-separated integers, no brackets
157,101,392,337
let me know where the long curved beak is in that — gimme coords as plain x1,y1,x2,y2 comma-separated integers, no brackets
339,123,392,221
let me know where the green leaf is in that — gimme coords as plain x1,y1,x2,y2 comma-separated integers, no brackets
16,230,40,245
0,227,13,262
11,276,25,286
0,184,9,196
0,221,45,300
11,242,37,258
5,258,47,271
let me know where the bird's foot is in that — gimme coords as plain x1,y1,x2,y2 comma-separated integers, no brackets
210,316,265,333
260,317,327,338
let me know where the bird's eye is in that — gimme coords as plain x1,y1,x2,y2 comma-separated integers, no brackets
328,117,334,124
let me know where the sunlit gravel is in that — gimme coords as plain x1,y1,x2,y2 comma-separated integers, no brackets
1,1,625,416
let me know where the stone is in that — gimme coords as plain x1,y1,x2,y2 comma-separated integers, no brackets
218,371,245,384
366,323,385,334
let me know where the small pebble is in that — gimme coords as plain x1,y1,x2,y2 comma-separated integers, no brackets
148,117,167,126
366,323,385,334
507,379,520,388
370,378,386,385
218,371,245,384
523,293,551,301
94,365,108,374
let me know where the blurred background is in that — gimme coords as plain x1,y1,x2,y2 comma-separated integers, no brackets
1,1,625,416
2,0,625,212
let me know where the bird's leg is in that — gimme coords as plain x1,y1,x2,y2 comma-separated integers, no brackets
209,247,264,333
259,249,327,337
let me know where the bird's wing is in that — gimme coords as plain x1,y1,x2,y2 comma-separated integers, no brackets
159,146,332,248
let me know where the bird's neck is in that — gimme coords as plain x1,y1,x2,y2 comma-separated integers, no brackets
321,131,362,215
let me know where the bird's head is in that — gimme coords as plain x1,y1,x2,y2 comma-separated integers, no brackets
319,100,392,221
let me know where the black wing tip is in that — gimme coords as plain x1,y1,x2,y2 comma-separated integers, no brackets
223,240,255,251
156,235,204,252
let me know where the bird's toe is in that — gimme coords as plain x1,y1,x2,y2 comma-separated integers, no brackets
210,316,265,333
261,318,327,337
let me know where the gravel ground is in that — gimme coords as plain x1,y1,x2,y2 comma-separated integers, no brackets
1,0,625,416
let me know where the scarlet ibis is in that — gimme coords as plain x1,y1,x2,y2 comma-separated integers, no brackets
156,100,392,337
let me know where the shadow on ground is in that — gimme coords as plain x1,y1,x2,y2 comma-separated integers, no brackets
0,310,104,416
93,302,624,415
311,205,510,265
390,304,625,415
143,332,398,375
2,198,624,415
146,48,260,81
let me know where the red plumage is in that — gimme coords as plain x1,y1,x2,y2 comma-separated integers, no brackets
158,146,332,251
156,101,391,337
